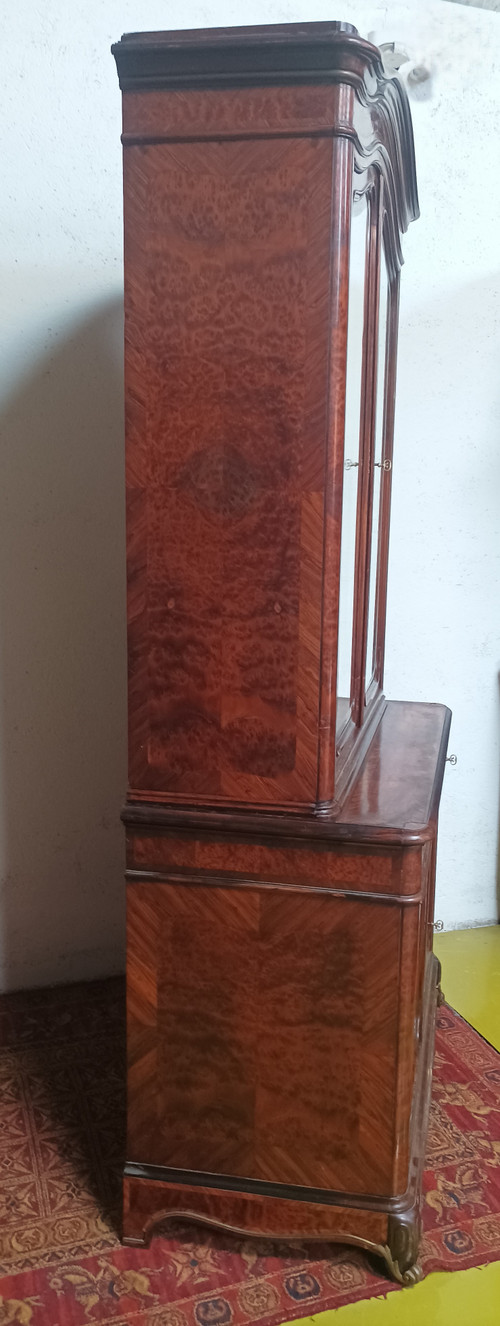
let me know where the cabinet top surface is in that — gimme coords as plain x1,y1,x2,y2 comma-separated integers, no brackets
339,701,451,837
124,702,452,846
117,22,359,47
112,21,392,94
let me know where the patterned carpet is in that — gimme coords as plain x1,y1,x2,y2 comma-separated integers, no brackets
0,979,499,1324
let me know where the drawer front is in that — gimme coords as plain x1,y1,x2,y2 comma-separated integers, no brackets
126,830,428,898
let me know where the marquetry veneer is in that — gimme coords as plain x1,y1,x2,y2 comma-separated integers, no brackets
112,22,450,1284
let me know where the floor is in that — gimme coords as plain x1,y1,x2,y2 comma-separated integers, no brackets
287,924,500,1326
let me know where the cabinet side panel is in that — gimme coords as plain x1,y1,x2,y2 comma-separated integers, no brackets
123,134,334,806
255,890,401,1194
392,841,434,1191
126,884,159,1157
126,876,402,1196
127,880,260,1174
392,896,420,1190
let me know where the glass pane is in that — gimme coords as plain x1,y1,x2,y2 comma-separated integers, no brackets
365,248,389,695
336,192,367,740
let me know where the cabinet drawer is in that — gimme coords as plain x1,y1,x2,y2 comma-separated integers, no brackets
127,830,430,899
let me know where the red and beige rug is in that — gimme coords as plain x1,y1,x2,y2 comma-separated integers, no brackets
0,979,499,1325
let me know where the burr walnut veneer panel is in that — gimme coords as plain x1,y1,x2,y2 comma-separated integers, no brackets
126,880,405,1193
125,134,334,806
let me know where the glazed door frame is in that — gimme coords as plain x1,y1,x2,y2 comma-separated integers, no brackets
333,162,400,805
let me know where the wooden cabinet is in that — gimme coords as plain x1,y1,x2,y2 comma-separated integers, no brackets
113,21,450,1284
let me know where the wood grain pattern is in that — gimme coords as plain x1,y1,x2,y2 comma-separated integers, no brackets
123,702,452,846
126,879,412,1195
121,83,346,140
123,1173,388,1248
341,702,449,833
121,704,446,1269
127,834,399,892
114,23,442,1285
117,27,420,812
124,134,335,807
122,949,438,1285
126,886,158,1157
122,1167,425,1284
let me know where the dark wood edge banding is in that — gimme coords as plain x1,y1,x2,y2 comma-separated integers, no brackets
407,953,439,1183
123,1161,417,1216
125,869,423,907
121,806,439,847
122,803,436,846
427,705,453,825
112,28,381,90
115,21,358,50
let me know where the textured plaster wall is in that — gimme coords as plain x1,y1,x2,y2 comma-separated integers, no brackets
1,1,499,990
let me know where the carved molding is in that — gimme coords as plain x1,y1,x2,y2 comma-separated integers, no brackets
123,1202,423,1286
112,23,418,278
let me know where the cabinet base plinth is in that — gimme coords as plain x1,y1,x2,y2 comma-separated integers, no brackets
122,1176,424,1286
122,956,438,1287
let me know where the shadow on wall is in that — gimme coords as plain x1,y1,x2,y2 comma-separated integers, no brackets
0,300,127,992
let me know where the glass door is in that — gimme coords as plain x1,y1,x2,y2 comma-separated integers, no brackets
336,190,368,746
365,246,389,697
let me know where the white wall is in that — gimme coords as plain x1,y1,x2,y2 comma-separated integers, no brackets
1,1,499,990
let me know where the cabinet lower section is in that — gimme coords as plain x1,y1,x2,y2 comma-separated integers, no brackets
121,702,449,1282
122,949,438,1284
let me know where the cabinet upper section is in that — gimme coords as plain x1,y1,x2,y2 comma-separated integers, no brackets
113,23,419,815
112,22,418,270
